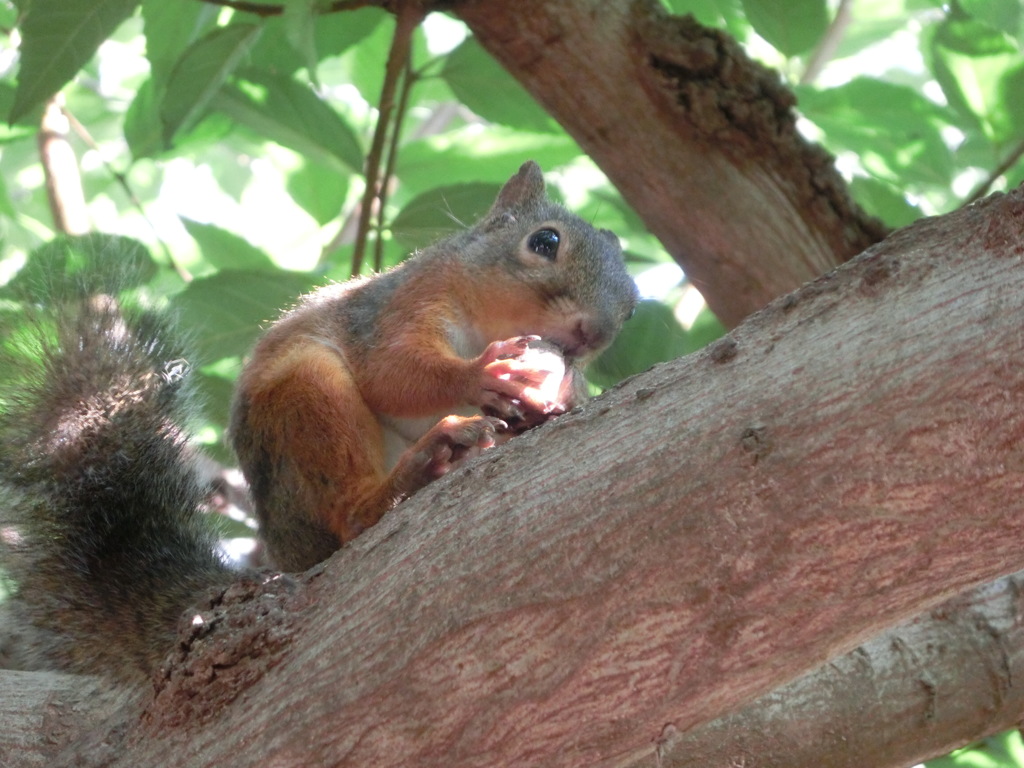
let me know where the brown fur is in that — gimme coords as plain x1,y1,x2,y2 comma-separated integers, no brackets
230,162,638,570
0,294,238,682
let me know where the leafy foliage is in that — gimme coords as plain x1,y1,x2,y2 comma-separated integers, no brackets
1,1,1023,761
9,0,139,122
929,730,1024,768
740,0,830,56
160,23,264,145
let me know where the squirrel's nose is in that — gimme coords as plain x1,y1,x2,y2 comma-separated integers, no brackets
572,316,611,356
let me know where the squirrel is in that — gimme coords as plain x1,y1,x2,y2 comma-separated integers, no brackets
230,160,638,570
0,161,637,681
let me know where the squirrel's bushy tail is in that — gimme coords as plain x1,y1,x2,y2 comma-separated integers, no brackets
0,288,234,682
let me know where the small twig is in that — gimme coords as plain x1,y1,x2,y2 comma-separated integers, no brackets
61,107,190,281
372,55,417,272
193,0,376,18
319,56,432,268
319,203,362,266
351,2,425,277
800,0,854,85
409,102,465,141
964,137,1024,206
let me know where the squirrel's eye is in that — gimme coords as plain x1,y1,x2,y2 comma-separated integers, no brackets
527,229,560,260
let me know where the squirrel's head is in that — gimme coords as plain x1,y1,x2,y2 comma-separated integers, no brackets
472,161,639,364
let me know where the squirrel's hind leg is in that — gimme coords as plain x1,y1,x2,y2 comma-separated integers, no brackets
231,339,398,570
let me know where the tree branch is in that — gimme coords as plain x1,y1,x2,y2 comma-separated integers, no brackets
38,95,89,235
351,2,423,277
800,0,855,85
0,671,140,767
452,0,887,326
653,570,1024,767
965,136,1024,205
373,52,417,272
15,185,1024,768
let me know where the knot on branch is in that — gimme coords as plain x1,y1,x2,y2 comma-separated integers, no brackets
144,571,310,729
637,5,887,255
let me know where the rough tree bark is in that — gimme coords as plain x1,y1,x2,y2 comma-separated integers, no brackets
4,3,1020,767
6,185,1024,768
452,0,888,327
0,673,137,768
658,570,1024,767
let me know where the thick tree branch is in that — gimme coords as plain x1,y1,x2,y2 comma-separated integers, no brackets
451,0,887,326
0,671,139,767
13,570,1024,767
13,186,1023,767
654,570,1024,767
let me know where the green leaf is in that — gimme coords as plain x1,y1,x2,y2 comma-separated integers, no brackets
312,6,387,58
286,161,351,225
181,218,278,271
192,370,237,446
796,78,954,186
685,305,728,353
215,72,363,172
282,0,320,85
397,128,581,194
11,0,140,122
832,11,913,63
0,83,37,140
442,38,560,133
586,188,654,240
662,0,749,37
926,729,1024,768
0,174,16,218
335,11,393,105
170,269,318,362
960,0,1021,33
124,76,163,159
741,0,829,56
685,0,751,40
0,2,16,28
933,14,1015,56
141,0,218,88
245,5,386,76
161,23,262,145
391,183,502,250
998,63,1024,142
928,17,1021,141
588,299,703,388
848,177,920,229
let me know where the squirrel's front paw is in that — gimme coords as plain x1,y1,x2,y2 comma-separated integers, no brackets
477,338,571,427
396,414,505,496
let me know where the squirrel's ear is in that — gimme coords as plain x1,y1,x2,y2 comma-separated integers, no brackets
489,160,547,214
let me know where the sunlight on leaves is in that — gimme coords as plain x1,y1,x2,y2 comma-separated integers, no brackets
161,23,263,145
10,0,139,122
